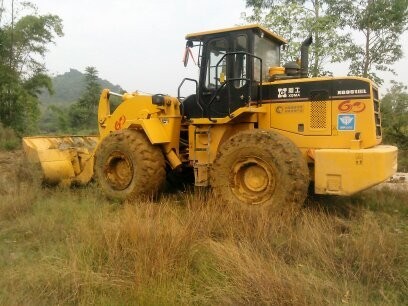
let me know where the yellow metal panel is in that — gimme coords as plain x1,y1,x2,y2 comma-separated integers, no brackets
270,101,332,136
263,75,376,86
264,76,380,149
98,94,161,139
37,149,76,184
190,106,266,125
314,145,397,195
267,95,380,150
140,118,170,144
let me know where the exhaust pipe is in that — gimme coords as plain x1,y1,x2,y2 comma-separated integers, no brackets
300,36,313,78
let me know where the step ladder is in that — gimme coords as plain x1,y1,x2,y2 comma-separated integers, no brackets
193,126,211,186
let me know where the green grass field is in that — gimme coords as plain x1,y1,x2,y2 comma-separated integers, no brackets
0,181,407,305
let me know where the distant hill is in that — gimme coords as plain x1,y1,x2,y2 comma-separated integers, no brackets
39,68,124,106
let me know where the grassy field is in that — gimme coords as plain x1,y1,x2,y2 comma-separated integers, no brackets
0,179,407,305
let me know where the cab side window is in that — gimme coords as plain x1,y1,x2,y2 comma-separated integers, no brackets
254,35,280,82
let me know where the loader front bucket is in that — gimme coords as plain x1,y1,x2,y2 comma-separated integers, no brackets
22,135,99,186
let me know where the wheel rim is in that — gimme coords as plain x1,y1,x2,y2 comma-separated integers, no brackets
231,157,276,205
104,151,133,190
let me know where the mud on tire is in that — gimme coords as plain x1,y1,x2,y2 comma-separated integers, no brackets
210,130,309,214
94,129,166,201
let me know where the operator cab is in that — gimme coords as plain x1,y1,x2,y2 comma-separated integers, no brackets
180,24,287,120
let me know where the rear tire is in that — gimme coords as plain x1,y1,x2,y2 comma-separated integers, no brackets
94,129,166,201
210,130,309,215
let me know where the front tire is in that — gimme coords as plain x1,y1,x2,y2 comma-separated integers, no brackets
94,129,166,201
211,130,309,214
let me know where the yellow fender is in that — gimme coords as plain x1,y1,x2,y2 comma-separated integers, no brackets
97,90,182,169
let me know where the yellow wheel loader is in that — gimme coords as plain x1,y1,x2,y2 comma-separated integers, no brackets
23,24,397,210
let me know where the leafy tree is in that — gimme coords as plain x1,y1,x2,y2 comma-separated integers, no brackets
327,0,408,84
0,1,63,133
41,105,71,133
381,82,408,149
244,0,349,76
69,66,102,132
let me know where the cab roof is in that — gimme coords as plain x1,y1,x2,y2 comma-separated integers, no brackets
185,24,288,45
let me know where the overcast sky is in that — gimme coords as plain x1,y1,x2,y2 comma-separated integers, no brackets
25,0,408,95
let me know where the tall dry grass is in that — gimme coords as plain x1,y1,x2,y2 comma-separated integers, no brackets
0,183,407,305
0,151,40,220
0,123,20,151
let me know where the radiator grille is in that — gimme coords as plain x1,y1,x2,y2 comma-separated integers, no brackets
310,101,327,129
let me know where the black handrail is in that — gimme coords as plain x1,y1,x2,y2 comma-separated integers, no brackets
177,78,203,115
207,51,263,122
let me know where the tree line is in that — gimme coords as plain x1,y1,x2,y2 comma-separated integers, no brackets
0,1,103,136
0,1,62,134
244,0,408,84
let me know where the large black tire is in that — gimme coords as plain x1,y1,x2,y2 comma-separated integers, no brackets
94,129,166,201
210,130,309,214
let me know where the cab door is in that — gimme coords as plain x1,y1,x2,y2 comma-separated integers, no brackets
199,34,251,119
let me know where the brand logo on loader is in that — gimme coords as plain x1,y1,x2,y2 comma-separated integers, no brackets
115,115,126,130
338,100,366,113
277,87,300,98
338,114,355,131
